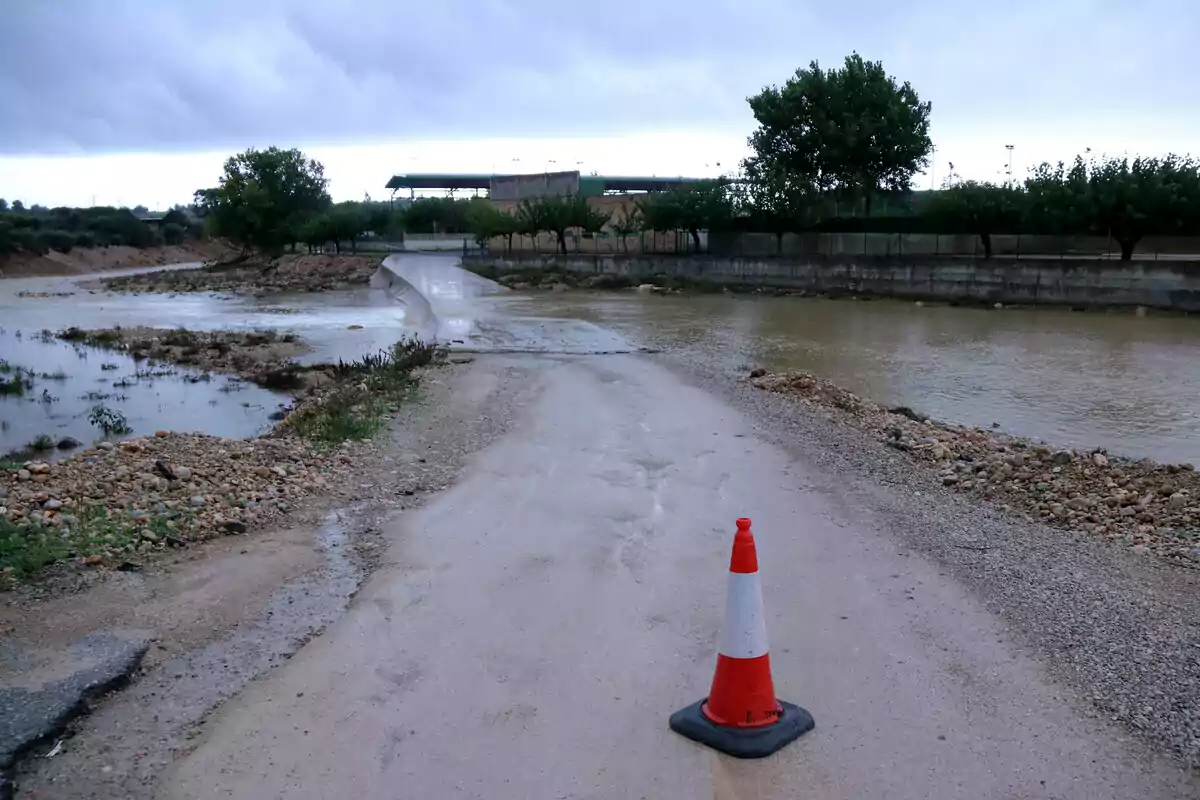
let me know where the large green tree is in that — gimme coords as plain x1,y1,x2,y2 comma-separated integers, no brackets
514,199,544,250
1087,155,1200,260
609,205,644,252
536,196,585,254
1024,154,1200,259
638,181,734,250
747,53,932,215
922,181,1026,258
465,199,516,250
1023,156,1092,237
328,202,371,253
399,197,472,234
739,160,820,253
194,147,330,257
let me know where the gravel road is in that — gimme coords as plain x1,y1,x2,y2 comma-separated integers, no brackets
160,354,1199,799
659,352,1200,772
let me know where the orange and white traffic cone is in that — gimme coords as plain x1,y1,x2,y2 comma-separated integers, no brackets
669,517,814,758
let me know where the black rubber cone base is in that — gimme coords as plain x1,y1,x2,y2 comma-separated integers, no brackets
669,699,814,759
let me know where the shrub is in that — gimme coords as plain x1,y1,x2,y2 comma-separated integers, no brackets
40,228,76,253
162,222,186,245
88,404,132,435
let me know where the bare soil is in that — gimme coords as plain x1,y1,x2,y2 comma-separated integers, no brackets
0,242,234,279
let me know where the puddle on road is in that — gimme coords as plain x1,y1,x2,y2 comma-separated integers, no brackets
0,328,285,461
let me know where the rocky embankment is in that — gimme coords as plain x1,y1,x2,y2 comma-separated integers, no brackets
2,433,333,567
750,370,1200,566
102,254,380,294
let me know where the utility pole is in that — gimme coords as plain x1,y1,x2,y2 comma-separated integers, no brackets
930,145,937,190
1005,145,1014,184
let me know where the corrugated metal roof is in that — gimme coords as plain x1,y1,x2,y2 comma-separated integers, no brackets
384,172,708,193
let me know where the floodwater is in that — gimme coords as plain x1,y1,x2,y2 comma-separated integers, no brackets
495,291,1200,465
0,328,281,460
6,255,1200,465
0,258,441,458
0,254,631,458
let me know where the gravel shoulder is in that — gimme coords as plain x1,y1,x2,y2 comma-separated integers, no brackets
4,355,532,800
655,353,1200,772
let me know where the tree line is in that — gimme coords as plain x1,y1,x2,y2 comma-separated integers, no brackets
194,147,484,258
0,152,482,261
17,53,1192,264
462,53,1200,261
0,202,204,258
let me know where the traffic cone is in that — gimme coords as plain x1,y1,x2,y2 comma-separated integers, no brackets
669,517,814,758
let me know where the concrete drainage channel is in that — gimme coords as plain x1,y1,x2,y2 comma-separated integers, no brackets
0,505,371,800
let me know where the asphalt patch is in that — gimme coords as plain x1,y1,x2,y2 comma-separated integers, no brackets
0,632,148,798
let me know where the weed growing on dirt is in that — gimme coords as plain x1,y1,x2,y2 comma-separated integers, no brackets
0,518,72,584
28,434,54,451
160,327,198,347
0,373,31,396
259,366,306,391
289,339,441,445
58,327,121,346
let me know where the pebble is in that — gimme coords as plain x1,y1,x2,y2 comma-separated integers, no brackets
43,499,63,511
750,368,1200,562
97,441,115,451
17,469,31,482
189,495,206,507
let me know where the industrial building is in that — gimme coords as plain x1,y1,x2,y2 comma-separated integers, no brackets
384,171,704,201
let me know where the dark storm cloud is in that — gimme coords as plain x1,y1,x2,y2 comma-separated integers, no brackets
0,0,1195,154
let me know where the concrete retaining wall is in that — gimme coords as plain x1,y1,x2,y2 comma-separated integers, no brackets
468,253,1200,311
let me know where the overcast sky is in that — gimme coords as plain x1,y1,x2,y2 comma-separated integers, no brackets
1,0,1196,207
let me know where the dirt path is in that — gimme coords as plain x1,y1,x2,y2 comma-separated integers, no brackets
7,358,533,799
160,355,1198,799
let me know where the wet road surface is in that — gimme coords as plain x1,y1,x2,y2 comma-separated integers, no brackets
161,354,1193,799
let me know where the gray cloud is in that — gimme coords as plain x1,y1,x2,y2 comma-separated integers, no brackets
1,0,1196,155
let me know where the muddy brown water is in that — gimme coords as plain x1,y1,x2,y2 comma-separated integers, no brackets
493,291,1200,465
6,257,1200,466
